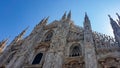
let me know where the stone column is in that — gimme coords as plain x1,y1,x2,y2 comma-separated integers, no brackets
83,13,98,68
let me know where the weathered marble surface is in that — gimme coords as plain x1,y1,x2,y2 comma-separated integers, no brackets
0,12,120,68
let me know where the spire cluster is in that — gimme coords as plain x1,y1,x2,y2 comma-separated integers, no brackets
12,27,28,43
61,11,71,21
37,17,49,28
108,13,120,44
108,13,120,31
108,13,120,26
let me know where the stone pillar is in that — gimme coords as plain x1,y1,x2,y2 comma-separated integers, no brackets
83,13,98,68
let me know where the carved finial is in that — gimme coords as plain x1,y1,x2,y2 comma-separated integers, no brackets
116,13,119,17
84,12,92,30
15,26,29,42
43,16,49,25
84,12,90,22
62,11,66,20
108,14,114,21
108,14,111,18
38,18,45,25
45,16,49,22
108,14,120,39
85,12,87,16
0,38,8,48
85,12,88,18
116,13,120,21
67,10,71,20
19,26,29,36
35,18,46,29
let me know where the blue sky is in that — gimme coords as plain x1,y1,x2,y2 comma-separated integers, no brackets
0,0,120,43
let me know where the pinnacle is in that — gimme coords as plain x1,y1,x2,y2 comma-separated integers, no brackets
116,13,119,16
67,10,71,20
108,14,114,21
61,11,67,20
108,14,111,18
44,16,49,24
45,16,49,21
116,13,120,20
84,12,90,22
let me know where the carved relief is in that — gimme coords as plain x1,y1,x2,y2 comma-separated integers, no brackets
63,60,84,68
99,57,120,68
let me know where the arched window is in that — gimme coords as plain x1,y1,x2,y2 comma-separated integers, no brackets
44,31,53,42
69,43,81,57
32,53,43,64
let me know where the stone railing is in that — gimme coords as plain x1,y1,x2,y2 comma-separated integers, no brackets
92,31,120,54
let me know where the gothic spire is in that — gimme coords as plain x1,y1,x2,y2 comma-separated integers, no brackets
84,12,90,22
45,16,49,23
14,27,29,42
108,14,120,43
18,26,29,38
37,17,49,27
84,12,91,30
108,15,120,31
0,38,8,53
116,13,120,20
116,13,120,25
41,17,49,26
0,38,8,48
34,18,46,30
38,18,46,26
67,11,71,20
61,11,67,20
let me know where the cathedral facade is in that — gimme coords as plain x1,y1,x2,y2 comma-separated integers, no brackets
0,11,120,68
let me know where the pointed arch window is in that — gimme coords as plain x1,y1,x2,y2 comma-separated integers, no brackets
32,53,43,64
44,31,53,42
69,43,81,57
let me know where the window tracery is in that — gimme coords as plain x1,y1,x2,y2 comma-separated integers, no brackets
44,31,53,42
69,43,81,57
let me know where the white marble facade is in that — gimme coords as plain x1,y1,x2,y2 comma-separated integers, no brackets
0,12,120,68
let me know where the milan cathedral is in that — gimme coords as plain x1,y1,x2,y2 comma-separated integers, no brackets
0,11,120,68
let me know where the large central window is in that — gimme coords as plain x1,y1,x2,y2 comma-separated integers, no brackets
69,43,81,57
